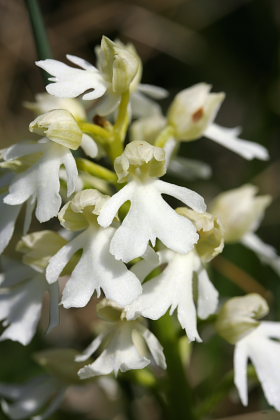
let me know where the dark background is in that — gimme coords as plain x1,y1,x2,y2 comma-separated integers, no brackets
0,0,280,419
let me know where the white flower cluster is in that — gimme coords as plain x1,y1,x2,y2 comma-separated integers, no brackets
0,35,279,419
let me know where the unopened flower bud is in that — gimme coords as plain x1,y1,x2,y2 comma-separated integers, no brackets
97,36,140,94
16,230,67,271
167,83,224,141
210,185,272,243
177,208,224,262
216,294,269,344
29,109,84,150
114,140,166,182
59,189,109,231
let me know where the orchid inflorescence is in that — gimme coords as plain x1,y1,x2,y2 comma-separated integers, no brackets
0,35,279,419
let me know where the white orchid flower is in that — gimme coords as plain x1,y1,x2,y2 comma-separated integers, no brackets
76,300,166,378
126,249,218,342
234,321,280,411
98,141,206,263
0,260,59,345
126,210,222,342
0,375,66,420
168,83,269,160
46,190,142,308
211,184,280,276
3,139,78,223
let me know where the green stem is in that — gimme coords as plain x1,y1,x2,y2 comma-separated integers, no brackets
154,314,197,420
78,122,112,145
114,91,130,141
154,126,175,148
25,0,52,84
76,158,117,184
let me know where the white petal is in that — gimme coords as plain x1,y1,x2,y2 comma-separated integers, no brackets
205,123,269,160
75,333,106,362
1,376,60,420
242,233,280,276
94,92,120,116
98,183,134,228
4,142,46,161
130,91,162,118
4,169,35,205
78,324,149,378
46,230,88,284
80,134,98,159
36,58,107,100
154,179,206,213
0,275,46,345
258,321,280,339
0,260,33,288
197,267,218,319
60,148,79,196
168,156,212,181
0,195,21,254
138,84,168,99
32,389,66,420
108,182,200,262
46,282,60,333
247,330,280,410
34,148,62,222
23,197,36,234
138,324,166,368
234,341,249,406
66,54,97,71
127,252,201,342
61,227,142,308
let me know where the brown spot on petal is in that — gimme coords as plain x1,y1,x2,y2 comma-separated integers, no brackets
192,107,204,122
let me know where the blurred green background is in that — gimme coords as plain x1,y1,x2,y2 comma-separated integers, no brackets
0,0,280,419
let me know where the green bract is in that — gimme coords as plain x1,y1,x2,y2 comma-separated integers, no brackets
216,293,269,344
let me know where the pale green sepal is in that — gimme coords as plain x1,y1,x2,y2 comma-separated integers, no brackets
99,36,140,94
210,185,272,243
114,140,166,182
177,208,224,262
216,293,269,344
33,348,88,384
16,230,67,271
29,110,83,150
59,189,110,230
167,83,225,141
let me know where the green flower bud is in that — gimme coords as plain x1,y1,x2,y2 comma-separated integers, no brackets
177,208,224,262
58,189,109,230
216,294,269,344
167,83,224,141
114,140,166,182
29,109,83,150
16,230,67,271
97,36,140,94
210,185,272,243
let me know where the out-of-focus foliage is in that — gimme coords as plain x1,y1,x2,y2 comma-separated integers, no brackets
0,0,279,419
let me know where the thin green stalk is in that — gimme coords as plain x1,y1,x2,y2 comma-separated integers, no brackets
154,126,175,148
25,0,52,84
78,122,112,145
153,314,197,420
76,158,117,184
